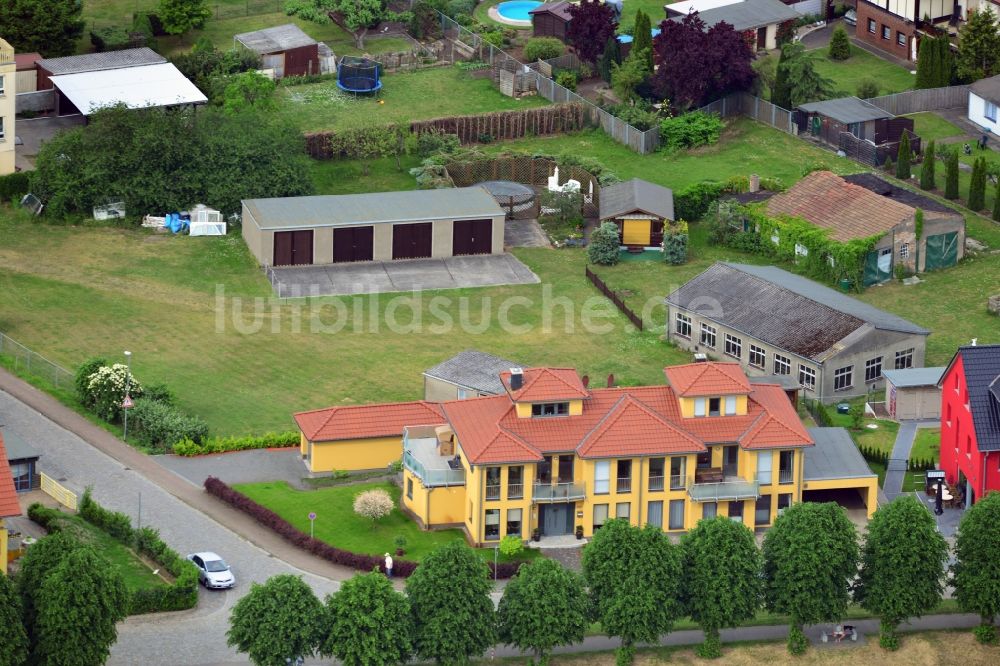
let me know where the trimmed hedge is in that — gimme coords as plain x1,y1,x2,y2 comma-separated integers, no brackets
0,172,30,201
130,397,209,451
172,430,300,456
202,477,522,579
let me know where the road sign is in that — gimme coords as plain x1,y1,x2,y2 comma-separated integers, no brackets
308,512,316,520
122,395,134,409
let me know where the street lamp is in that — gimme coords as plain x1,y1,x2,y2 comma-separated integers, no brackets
122,350,133,441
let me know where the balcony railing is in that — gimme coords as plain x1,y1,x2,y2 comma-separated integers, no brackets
402,450,466,488
616,477,632,493
687,477,759,502
648,475,664,492
670,474,685,490
507,483,524,499
532,482,586,503
779,468,793,484
485,484,501,500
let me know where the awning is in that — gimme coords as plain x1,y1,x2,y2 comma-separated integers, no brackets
49,63,207,115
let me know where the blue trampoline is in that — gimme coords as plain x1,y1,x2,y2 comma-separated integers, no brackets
337,56,382,95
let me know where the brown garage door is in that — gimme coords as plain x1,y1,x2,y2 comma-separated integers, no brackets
333,226,374,263
452,219,493,256
392,223,433,260
273,230,314,266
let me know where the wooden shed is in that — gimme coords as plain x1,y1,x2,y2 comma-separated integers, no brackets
796,96,921,164
530,1,574,42
882,367,945,422
599,178,675,248
235,24,320,78
241,187,507,267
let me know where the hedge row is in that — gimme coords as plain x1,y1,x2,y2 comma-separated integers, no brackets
172,430,300,456
202,477,522,579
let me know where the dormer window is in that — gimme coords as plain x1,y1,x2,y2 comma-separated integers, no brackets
532,402,569,417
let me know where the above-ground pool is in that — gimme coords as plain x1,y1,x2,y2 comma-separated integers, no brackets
495,1,542,25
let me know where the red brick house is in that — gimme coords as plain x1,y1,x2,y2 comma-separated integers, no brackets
855,0,963,63
938,343,1000,507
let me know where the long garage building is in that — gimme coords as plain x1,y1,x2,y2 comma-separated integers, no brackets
242,187,507,266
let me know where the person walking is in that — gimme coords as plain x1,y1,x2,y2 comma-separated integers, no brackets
384,552,393,578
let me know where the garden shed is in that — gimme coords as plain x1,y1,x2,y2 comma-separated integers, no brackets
235,24,322,78
599,178,674,248
665,0,799,50
36,47,165,91
795,96,919,165
241,187,506,267
530,1,575,42
882,366,945,421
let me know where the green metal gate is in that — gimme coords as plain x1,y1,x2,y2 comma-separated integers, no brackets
863,249,893,286
924,231,958,271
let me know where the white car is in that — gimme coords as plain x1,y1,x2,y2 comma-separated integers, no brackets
844,9,857,26
187,552,235,589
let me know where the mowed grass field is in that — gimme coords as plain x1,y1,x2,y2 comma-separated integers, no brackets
277,65,550,132
809,45,915,98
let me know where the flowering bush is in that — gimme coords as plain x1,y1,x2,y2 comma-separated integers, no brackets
85,364,142,422
353,489,395,525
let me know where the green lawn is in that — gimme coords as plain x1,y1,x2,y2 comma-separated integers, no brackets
869,461,926,492
809,45,915,98
904,112,965,143
912,427,941,463
310,154,422,195
826,409,901,455
277,65,550,132
232,481,539,563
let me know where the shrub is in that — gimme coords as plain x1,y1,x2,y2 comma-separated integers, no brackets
828,25,851,60
659,112,724,151
90,26,132,52
945,149,960,199
896,133,912,180
524,37,565,62
555,69,578,92
27,503,64,532
353,489,395,525
674,181,725,221
143,382,175,406
417,129,460,158
80,488,135,544
968,156,987,210
499,534,524,558
74,357,107,409
0,172,31,202
662,221,689,265
172,431,299,456
85,363,142,423
481,30,504,48
609,103,659,131
974,623,998,645
588,222,621,265
856,77,880,99
129,398,209,450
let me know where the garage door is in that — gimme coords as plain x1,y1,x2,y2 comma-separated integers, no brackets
273,230,314,266
925,231,958,271
333,226,374,263
392,223,433,260
452,219,493,256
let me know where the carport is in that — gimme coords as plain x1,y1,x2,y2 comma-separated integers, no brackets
803,427,879,520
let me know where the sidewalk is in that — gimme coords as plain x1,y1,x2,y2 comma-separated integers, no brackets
884,419,938,499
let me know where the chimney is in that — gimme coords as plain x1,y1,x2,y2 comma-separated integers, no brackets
606,373,615,388
972,338,978,346
749,174,760,193
581,375,590,388
509,367,524,391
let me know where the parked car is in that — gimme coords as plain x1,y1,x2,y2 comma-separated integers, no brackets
186,552,235,589
844,9,857,25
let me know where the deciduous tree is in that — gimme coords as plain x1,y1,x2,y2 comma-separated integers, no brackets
34,547,129,666
159,0,212,35
353,488,395,525
498,559,588,663
16,530,80,653
953,492,1000,642
681,516,762,658
762,503,858,654
582,520,683,664
228,574,326,666
224,72,278,115
945,148,960,199
957,5,1000,81
567,0,618,64
611,48,651,105
322,571,412,665
0,573,28,666
0,0,84,57
855,495,948,650
920,140,936,190
406,541,496,664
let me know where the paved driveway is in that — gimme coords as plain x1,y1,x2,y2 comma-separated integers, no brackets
0,389,339,665
271,253,539,297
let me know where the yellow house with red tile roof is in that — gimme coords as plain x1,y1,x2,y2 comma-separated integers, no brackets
0,431,24,573
296,361,878,545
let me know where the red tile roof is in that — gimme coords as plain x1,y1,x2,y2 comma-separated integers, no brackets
499,367,590,402
0,432,23,518
664,362,751,397
576,395,706,459
294,401,444,442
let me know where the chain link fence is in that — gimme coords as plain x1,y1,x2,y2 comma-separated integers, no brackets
0,331,74,390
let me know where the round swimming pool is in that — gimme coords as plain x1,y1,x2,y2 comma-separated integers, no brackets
495,1,542,25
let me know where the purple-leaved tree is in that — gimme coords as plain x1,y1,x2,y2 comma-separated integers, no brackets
567,0,618,64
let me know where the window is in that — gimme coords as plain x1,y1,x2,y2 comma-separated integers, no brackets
988,101,998,122
700,323,717,348
507,466,524,499
702,502,717,519
882,25,890,40
749,344,766,369
779,451,794,484
0,116,4,140
594,460,610,494
777,493,792,514
724,334,742,359
757,451,772,485
865,357,883,383
728,500,744,521
696,450,711,469
668,499,685,530
694,397,707,417
896,31,906,46
724,395,737,416
506,508,522,538
616,459,632,493
0,75,5,95
774,354,791,375
834,365,853,392
406,477,413,499
895,348,914,370
11,462,31,492
616,502,631,520
675,313,692,338
532,402,568,417
709,397,721,416
755,495,771,526
799,364,816,390
649,457,665,491
899,243,909,259
486,467,501,500
868,18,876,33
947,403,952,426
558,456,573,482
593,504,609,532
485,509,500,540
537,456,552,483
647,500,664,528
670,456,686,490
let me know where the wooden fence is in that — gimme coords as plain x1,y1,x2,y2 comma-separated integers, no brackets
585,267,644,330
531,53,583,78
40,472,77,511
699,92,797,135
410,104,587,144
863,85,970,115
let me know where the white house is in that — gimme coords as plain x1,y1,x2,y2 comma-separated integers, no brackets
968,74,1000,133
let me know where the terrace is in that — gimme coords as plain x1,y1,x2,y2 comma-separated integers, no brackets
402,426,466,488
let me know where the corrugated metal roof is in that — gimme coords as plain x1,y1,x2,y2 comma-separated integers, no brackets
883,367,945,388
49,63,208,115
970,74,1000,105
667,0,800,31
599,178,674,220
243,187,505,230
798,96,894,124
423,350,522,395
804,427,877,480
235,24,317,54
37,47,165,75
